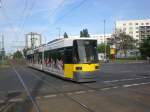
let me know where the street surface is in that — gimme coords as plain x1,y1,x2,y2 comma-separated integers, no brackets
0,62,150,112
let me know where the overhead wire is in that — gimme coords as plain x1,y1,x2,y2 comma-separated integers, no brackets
0,0,88,52
16,0,37,45
40,0,88,37
0,0,28,51
54,0,88,25
39,0,66,34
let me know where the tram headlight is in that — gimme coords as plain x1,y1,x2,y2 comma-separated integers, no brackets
76,67,82,70
95,66,99,69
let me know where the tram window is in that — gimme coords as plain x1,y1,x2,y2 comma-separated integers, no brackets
74,40,98,64
73,40,80,63
64,47,73,64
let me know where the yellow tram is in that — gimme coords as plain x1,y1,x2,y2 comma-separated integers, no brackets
27,38,100,82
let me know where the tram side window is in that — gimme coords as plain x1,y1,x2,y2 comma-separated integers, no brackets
44,51,49,66
38,52,42,64
27,55,32,63
43,49,64,68
64,47,73,64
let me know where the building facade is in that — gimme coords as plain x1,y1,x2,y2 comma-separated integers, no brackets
25,32,42,49
116,19,150,40
139,26,150,41
68,34,112,44
90,34,112,44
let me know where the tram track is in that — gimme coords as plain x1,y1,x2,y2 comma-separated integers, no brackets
12,65,97,112
12,67,41,112
16,65,150,112
23,65,150,94
25,65,150,92
1,63,150,112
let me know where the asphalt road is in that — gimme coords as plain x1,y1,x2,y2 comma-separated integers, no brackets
0,62,150,112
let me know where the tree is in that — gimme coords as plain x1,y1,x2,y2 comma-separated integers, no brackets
64,32,68,38
80,28,90,37
110,30,136,57
23,48,31,58
13,50,23,59
139,36,150,58
98,43,110,56
80,31,84,37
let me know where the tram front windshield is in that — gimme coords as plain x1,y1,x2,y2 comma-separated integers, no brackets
73,40,98,64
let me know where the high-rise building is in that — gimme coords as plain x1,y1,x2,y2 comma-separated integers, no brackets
116,19,150,40
90,34,112,44
25,32,42,49
139,26,150,41
68,34,112,44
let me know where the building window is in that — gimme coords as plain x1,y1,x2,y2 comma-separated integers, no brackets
141,23,144,25
136,31,139,33
136,35,139,37
135,23,138,25
129,27,133,30
123,23,126,26
147,26,150,29
129,23,132,25
123,28,126,31
129,32,133,34
136,27,139,29
140,26,145,30
147,30,150,33
146,23,149,25
141,31,145,33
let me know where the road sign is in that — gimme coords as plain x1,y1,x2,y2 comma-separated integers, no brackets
110,48,116,55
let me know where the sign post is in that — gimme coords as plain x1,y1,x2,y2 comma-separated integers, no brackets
110,45,116,62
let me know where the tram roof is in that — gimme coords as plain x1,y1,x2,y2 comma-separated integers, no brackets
45,37,97,51
27,37,97,54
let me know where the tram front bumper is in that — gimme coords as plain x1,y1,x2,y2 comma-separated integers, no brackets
73,70,99,82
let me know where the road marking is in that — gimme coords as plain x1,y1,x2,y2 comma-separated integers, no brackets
123,82,150,88
36,96,41,100
9,98,23,102
75,91,86,94
0,100,4,103
67,92,73,95
101,88,111,91
87,90,95,92
121,71,132,73
103,77,148,83
44,94,57,98
112,86,119,89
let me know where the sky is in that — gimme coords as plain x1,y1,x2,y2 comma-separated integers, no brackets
0,0,150,53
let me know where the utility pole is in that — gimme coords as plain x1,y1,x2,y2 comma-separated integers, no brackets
104,20,107,61
56,28,61,39
0,33,5,62
0,34,1,61
30,32,34,49
2,34,4,62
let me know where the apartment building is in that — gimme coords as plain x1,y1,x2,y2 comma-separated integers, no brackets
116,19,150,40
25,32,42,49
69,34,112,44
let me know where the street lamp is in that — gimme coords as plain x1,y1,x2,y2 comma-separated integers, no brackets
104,20,107,61
56,27,61,39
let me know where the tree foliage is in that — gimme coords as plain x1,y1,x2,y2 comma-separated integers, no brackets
23,48,31,58
98,43,110,56
64,32,68,38
13,50,23,59
109,30,136,57
139,36,150,58
80,29,90,37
